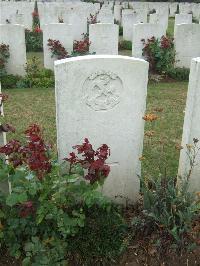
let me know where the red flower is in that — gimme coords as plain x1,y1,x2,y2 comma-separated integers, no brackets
32,11,39,17
34,26,42,33
0,93,8,102
0,124,52,180
64,139,110,184
19,201,35,218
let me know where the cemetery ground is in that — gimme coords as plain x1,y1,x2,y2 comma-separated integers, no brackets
1,16,200,266
2,76,200,265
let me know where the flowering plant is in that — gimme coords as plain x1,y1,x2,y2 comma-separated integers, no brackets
65,138,110,184
142,35,175,74
0,123,111,264
87,13,97,24
47,39,69,60
73,33,92,56
32,1,40,31
0,43,10,77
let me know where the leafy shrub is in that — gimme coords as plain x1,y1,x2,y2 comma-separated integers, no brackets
73,33,91,56
32,1,40,30
132,114,200,253
0,43,10,77
0,124,124,265
68,205,127,265
167,67,190,81
25,1,43,52
25,30,43,52
138,173,200,249
142,36,175,74
1,75,22,89
47,39,69,59
17,57,54,89
48,34,93,59
119,40,132,50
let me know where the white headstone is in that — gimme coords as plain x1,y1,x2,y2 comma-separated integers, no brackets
69,13,88,41
114,5,122,24
149,9,168,31
132,23,166,58
122,8,133,26
0,24,26,76
175,14,192,26
174,24,200,68
97,11,114,24
43,23,73,70
55,55,149,203
89,23,119,55
178,57,200,192
123,12,146,41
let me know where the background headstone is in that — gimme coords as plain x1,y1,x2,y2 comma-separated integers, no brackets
0,24,26,76
89,23,119,55
178,57,200,192
43,23,73,70
174,24,200,68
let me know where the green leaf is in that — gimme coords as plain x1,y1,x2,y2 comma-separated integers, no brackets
22,257,31,266
6,192,27,207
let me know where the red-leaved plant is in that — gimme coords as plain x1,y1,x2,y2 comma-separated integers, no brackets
0,43,10,77
47,39,69,59
141,35,175,74
65,138,110,184
73,33,91,55
87,13,97,24
0,124,51,179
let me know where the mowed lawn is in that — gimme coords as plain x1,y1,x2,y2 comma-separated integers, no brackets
3,81,188,179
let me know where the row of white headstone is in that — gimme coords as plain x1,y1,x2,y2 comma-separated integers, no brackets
1,55,200,204
1,21,200,74
1,1,200,28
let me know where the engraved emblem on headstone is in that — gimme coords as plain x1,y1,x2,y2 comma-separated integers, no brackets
83,70,122,111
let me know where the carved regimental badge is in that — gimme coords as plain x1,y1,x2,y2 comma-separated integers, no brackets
83,70,122,111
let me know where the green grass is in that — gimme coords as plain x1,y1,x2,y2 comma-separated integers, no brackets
27,51,44,67
142,81,188,179
3,81,188,179
167,17,175,37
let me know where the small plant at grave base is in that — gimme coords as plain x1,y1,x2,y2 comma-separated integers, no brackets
47,39,69,60
119,40,132,51
87,13,97,24
0,43,10,78
58,16,64,23
16,56,54,89
141,35,175,75
72,33,92,56
131,111,200,258
25,29,43,52
0,117,127,265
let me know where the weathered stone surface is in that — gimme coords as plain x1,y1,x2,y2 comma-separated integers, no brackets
178,57,200,191
55,55,149,203
43,23,73,70
89,23,119,55
174,24,200,68
132,23,166,58
175,14,192,26
0,24,26,76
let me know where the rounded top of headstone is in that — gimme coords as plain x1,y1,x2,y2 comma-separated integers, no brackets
54,55,148,66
